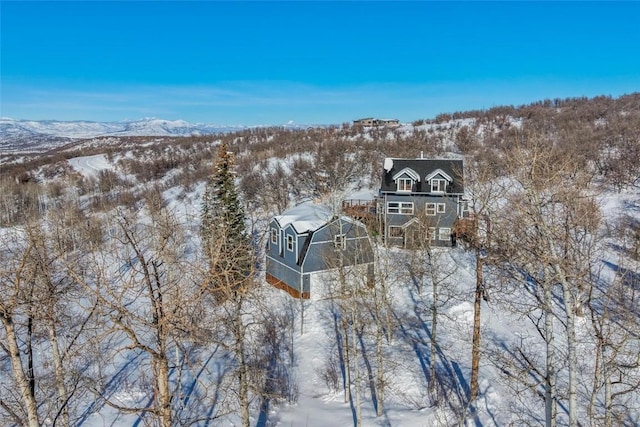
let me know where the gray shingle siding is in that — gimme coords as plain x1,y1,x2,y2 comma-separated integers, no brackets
300,217,374,272
266,257,303,293
266,207,374,297
379,158,465,247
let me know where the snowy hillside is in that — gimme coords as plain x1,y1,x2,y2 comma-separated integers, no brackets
0,117,250,146
1,94,640,427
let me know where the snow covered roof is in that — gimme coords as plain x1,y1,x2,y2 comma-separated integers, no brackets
274,203,335,234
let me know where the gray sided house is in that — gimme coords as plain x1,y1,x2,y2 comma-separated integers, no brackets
379,157,468,248
353,117,400,127
266,204,374,299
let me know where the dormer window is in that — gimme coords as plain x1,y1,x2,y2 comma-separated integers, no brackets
431,179,447,193
392,167,420,193
425,169,453,194
397,178,413,192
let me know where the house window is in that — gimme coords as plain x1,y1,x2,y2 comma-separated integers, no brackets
426,203,445,215
460,200,471,217
271,228,278,245
286,235,294,252
389,226,404,237
428,227,437,240
431,179,447,193
387,202,414,215
334,234,346,250
426,203,436,216
397,178,413,192
439,227,451,241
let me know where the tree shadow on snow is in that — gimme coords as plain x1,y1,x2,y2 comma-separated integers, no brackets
77,352,144,426
391,284,482,426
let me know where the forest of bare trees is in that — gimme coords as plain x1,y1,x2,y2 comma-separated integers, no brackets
1,93,639,426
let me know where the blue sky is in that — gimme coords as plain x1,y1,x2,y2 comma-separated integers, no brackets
2,1,640,126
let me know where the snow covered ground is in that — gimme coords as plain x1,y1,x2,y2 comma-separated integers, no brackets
65,171,640,426
68,154,114,177
3,131,639,426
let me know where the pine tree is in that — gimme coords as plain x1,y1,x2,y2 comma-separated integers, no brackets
201,141,252,293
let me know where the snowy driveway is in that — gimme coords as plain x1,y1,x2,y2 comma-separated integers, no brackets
68,154,113,177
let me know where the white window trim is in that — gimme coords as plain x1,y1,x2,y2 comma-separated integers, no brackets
387,201,414,215
426,203,436,216
437,203,446,213
425,169,453,182
397,178,413,192
334,234,346,250
460,200,471,217
431,179,447,193
286,234,294,252
439,227,451,241
428,227,437,240
271,228,278,244
392,168,421,182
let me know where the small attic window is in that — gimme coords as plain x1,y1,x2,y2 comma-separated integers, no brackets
392,167,420,192
397,178,413,192
334,234,346,250
431,179,447,193
426,169,452,193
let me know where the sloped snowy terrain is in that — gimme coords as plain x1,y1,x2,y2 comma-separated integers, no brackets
2,99,639,426
0,117,247,141
63,152,640,426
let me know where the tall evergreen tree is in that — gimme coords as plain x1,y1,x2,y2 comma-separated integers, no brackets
201,141,252,293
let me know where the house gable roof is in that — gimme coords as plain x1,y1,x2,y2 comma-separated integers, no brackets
274,203,333,234
392,167,421,182
425,168,453,182
273,203,364,235
380,158,464,193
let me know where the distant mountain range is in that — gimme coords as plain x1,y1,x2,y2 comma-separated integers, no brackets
0,117,309,148
0,117,251,141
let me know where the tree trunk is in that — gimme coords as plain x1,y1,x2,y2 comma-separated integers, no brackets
27,315,35,404
429,272,438,394
544,285,557,427
343,315,352,404
588,334,602,424
154,354,172,427
604,358,612,427
375,315,384,417
561,282,578,427
48,322,70,426
2,315,40,427
470,248,483,401
235,301,250,427
352,312,361,427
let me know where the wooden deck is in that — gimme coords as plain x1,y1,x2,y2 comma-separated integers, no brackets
342,199,377,218
342,199,378,229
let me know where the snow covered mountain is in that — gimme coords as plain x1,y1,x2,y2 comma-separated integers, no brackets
0,117,251,143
